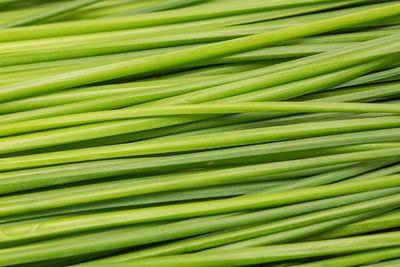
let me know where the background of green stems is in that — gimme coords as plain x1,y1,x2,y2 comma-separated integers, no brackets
0,0,400,266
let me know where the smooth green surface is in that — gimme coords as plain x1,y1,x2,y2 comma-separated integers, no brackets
0,190,395,266
83,232,400,267
1,2,400,102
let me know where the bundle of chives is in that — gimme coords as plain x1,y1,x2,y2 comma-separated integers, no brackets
0,1,400,266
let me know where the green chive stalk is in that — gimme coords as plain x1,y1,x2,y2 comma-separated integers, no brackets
0,190,395,265
1,3,400,102
75,232,400,267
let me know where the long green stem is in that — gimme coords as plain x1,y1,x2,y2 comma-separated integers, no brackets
1,48,392,154
77,232,400,267
0,190,391,266
0,0,368,42
0,2,399,267
1,116,399,167
254,158,397,194
286,247,400,267
0,174,399,243
0,181,286,223
0,55,390,127
310,210,400,239
1,3,400,102
1,146,398,214
80,80,399,147
2,101,400,136
1,136,360,192
0,3,338,51
0,0,102,28
363,258,400,267
92,194,400,263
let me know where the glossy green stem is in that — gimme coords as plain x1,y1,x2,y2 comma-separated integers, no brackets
1,116,399,168
0,0,366,42
95,194,400,263
85,232,400,267
289,247,400,267
2,101,400,137
0,190,390,266
0,0,102,28
0,174,399,243
311,210,400,239
1,3,400,102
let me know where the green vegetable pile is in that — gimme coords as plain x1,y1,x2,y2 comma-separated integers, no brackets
0,0,400,266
